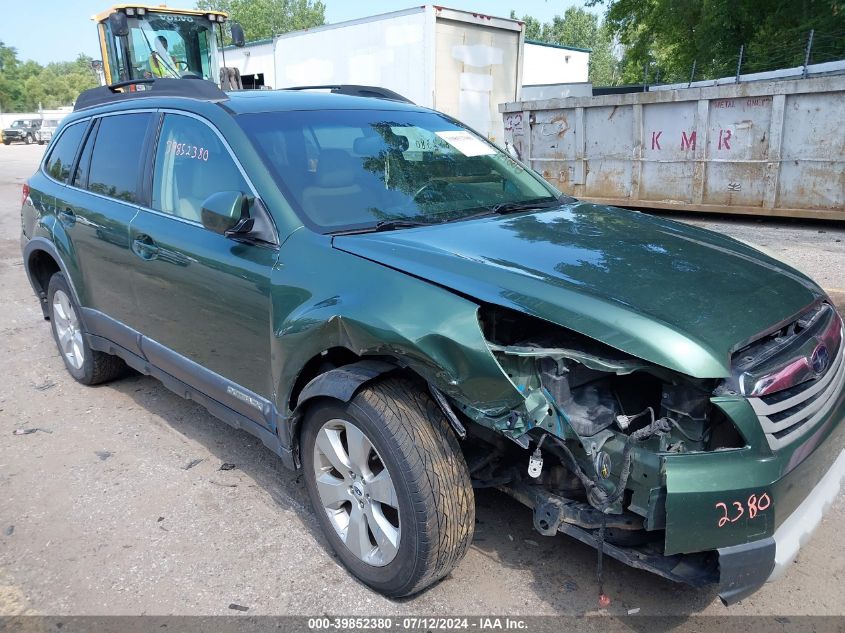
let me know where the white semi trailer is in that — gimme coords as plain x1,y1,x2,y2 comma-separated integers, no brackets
225,6,526,144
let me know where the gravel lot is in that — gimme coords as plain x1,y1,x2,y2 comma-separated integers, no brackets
1,143,843,618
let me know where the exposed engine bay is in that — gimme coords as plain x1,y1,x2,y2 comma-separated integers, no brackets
440,304,750,587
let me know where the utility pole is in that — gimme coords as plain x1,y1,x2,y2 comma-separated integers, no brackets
688,60,697,88
735,44,744,83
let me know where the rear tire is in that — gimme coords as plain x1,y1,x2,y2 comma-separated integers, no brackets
301,377,474,597
47,273,125,385
24,134,32,145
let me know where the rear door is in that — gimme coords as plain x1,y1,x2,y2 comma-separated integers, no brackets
56,112,155,347
127,111,278,425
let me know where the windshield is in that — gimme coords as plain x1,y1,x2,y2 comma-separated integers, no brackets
107,12,219,82
10,120,30,128
238,109,559,232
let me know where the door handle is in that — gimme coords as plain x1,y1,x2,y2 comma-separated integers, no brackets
132,235,160,260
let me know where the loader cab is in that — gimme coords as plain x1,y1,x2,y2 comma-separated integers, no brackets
94,5,244,86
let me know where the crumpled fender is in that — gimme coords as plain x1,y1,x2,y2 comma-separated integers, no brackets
269,229,523,418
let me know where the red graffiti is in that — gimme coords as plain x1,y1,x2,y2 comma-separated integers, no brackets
651,131,662,150
681,130,696,151
718,129,732,150
716,492,771,527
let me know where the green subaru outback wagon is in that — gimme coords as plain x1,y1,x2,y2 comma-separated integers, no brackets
21,79,844,604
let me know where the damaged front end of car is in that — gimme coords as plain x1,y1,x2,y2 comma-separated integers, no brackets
440,304,801,601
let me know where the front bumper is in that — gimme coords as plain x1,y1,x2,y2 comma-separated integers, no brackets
769,447,845,579
717,448,845,604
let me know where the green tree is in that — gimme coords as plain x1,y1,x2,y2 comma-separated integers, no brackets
519,14,544,40
0,42,24,111
0,44,97,111
511,8,619,86
21,57,98,110
589,0,845,84
195,0,326,41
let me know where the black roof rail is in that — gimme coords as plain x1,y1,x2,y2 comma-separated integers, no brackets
74,78,228,112
282,85,414,104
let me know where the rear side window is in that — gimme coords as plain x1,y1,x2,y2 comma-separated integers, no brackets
152,113,249,222
72,120,97,188
87,113,152,203
44,122,87,183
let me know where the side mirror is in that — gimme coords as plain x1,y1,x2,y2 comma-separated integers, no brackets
230,22,246,47
200,191,254,236
108,12,130,37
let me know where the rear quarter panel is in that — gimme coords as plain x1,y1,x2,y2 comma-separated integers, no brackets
22,169,85,291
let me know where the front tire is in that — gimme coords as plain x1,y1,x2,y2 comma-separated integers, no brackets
301,377,474,597
47,273,125,385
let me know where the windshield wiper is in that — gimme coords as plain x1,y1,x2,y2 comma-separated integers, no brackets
488,199,561,214
329,219,436,235
450,198,562,223
373,219,434,231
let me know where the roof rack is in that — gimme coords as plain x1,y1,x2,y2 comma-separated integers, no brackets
74,78,228,112
282,85,414,104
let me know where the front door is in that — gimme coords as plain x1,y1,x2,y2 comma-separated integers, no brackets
127,112,278,424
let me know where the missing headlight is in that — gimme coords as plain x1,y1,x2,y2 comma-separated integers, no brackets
478,304,743,452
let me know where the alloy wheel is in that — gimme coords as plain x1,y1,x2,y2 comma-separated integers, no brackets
52,289,84,370
312,418,401,566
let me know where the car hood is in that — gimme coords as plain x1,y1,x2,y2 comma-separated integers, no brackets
333,203,823,378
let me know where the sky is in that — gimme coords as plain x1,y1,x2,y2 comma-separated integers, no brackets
1,0,596,66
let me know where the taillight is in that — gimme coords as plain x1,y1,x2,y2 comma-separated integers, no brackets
21,182,30,206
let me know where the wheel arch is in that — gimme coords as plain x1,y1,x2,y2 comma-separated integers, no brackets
283,352,467,468
284,356,401,466
23,238,82,319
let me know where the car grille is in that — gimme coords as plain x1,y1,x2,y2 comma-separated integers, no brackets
747,322,845,451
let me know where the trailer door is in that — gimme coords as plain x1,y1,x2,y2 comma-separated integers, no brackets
435,16,520,144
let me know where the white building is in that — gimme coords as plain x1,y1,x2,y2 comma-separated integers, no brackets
222,38,275,89
522,40,590,86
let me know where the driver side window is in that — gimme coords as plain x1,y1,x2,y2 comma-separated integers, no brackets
152,114,249,223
